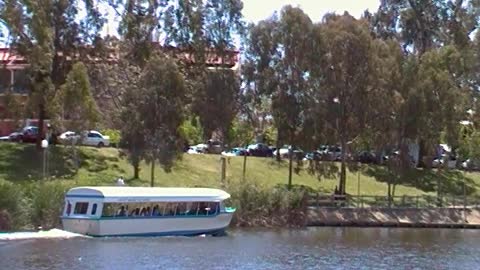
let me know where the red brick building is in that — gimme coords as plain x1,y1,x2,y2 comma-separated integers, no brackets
0,47,240,135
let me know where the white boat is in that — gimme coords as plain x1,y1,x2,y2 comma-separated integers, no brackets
61,186,236,237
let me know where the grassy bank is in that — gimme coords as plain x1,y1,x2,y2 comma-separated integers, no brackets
1,143,480,230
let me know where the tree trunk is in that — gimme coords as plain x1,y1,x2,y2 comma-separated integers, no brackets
133,165,140,179
36,104,46,149
276,131,281,162
288,145,293,190
150,161,155,187
339,137,347,195
387,180,392,207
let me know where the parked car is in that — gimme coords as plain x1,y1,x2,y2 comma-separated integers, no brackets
304,150,323,161
324,145,342,161
221,147,248,157
355,151,377,164
7,126,41,143
206,140,223,154
59,130,110,147
0,131,22,142
247,143,273,157
461,159,480,171
186,144,208,154
432,155,457,169
273,145,304,159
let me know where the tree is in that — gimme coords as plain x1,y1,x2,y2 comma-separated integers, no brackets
193,69,240,143
312,14,374,195
118,62,144,179
164,0,245,142
371,0,480,53
241,19,280,144
51,62,99,132
1,0,104,148
138,54,186,186
51,62,99,170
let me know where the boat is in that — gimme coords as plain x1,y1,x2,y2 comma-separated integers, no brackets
61,186,236,237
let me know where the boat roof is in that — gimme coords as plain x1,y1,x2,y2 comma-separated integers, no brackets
65,186,231,203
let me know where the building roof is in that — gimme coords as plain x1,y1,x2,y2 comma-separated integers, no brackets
65,186,231,202
0,46,240,69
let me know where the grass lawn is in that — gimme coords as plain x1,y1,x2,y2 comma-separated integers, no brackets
1,143,480,197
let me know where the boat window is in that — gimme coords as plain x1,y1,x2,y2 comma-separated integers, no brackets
207,202,219,215
198,202,208,216
66,201,72,216
186,202,199,216
91,203,97,215
164,203,176,216
152,204,162,216
140,205,152,217
129,206,141,217
102,203,116,217
176,203,187,216
74,202,89,215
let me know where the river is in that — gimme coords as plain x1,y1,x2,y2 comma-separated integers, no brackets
1,227,480,270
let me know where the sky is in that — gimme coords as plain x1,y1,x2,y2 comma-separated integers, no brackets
241,0,381,23
1,0,381,44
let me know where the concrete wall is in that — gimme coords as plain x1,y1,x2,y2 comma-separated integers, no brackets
307,208,480,228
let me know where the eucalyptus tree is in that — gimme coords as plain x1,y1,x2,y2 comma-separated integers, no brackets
163,0,245,142
138,54,186,186
241,7,314,188
0,0,105,148
310,14,374,194
371,0,480,53
51,62,99,170
241,18,280,144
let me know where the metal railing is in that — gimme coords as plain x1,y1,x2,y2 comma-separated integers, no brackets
307,194,480,209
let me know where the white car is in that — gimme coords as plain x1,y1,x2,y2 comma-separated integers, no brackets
186,144,208,154
59,130,110,147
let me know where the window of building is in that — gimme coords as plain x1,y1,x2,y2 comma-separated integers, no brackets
13,69,29,93
0,69,11,93
74,202,89,215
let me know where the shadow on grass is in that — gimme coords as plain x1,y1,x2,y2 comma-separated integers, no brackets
0,143,122,182
363,165,479,196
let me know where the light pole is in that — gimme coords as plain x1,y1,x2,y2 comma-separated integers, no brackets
41,139,48,180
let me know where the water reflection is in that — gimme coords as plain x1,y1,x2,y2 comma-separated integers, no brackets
1,228,480,270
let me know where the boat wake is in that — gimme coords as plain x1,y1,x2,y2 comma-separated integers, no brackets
0,229,88,241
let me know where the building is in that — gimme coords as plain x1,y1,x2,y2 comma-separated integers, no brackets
0,46,240,135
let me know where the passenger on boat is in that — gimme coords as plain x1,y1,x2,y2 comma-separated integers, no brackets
198,203,208,215
130,208,140,217
152,205,160,216
116,206,127,217
208,203,218,215
146,206,151,216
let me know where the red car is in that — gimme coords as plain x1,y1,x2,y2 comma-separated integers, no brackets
10,126,41,143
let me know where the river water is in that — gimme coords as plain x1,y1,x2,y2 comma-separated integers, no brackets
1,227,480,270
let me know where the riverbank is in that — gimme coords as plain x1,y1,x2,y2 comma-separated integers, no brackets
2,143,480,230
307,208,480,228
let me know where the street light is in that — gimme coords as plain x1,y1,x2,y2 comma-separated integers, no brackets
41,139,48,180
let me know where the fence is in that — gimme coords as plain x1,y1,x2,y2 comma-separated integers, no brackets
307,194,480,209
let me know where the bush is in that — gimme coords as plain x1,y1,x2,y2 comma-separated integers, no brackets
102,129,121,147
0,181,30,229
226,180,308,227
23,181,72,229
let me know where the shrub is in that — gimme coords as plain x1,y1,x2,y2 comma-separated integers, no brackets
0,181,30,229
102,129,121,147
226,180,307,227
23,181,72,229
